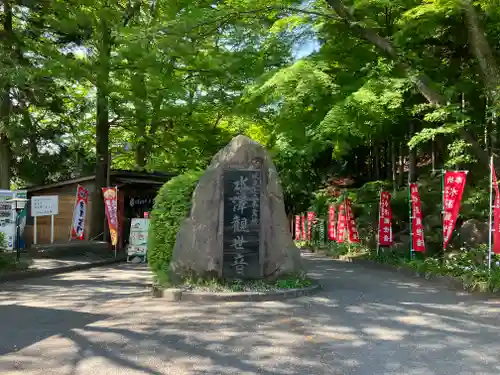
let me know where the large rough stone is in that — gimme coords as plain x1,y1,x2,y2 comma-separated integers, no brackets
456,219,489,248
169,135,303,281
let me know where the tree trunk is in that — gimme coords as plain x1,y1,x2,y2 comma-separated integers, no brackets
431,138,436,173
493,110,498,155
132,71,148,170
391,140,397,191
408,123,417,183
355,151,365,176
91,15,112,239
0,0,13,189
0,134,11,189
462,1,499,102
398,141,404,187
385,140,391,181
373,141,380,180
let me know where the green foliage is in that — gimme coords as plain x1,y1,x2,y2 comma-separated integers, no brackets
0,252,33,273
325,241,368,258
2,0,500,246
274,273,313,289
361,244,500,292
0,233,5,249
370,251,409,265
446,140,477,167
148,170,204,285
0,254,17,272
177,272,313,292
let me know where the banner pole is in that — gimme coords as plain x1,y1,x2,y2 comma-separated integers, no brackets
376,188,382,256
115,185,119,258
409,183,413,259
441,169,445,251
488,156,494,271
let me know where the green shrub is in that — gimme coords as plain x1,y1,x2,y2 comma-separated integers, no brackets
0,252,32,273
0,253,15,270
0,232,5,249
325,241,368,257
148,169,204,285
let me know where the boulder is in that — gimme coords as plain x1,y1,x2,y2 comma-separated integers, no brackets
456,219,489,248
169,135,303,281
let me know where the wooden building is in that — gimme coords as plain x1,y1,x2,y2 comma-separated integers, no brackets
23,170,175,249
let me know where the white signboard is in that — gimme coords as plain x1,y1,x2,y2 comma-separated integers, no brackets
31,195,59,217
0,190,15,250
127,218,149,263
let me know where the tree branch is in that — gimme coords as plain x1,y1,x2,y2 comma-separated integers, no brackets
325,0,490,167
461,0,499,100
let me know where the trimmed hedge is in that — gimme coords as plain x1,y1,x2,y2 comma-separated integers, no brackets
148,169,203,285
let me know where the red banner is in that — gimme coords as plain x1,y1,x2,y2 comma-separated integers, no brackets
71,185,89,240
443,171,467,250
102,187,118,246
492,163,500,254
301,214,306,240
378,191,393,246
336,202,347,243
307,211,316,241
410,183,425,252
345,199,360,243
295,215,301,241
328,204,336,241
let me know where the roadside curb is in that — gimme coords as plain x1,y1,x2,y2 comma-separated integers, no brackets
0,257,126,283
300,249,494,294
153,280,322,302
333,256,484,294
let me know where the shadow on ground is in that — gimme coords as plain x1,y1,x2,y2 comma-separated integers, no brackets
0,305,108,356
0,263,151,309
1,253,500,374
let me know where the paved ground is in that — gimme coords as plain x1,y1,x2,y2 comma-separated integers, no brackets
27,257,107,270
1,253,500,375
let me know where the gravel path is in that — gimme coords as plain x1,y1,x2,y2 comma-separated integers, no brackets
0,253,500,374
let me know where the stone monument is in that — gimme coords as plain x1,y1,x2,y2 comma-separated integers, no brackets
169,135,303,281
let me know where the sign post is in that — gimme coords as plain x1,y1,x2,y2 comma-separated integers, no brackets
34,217,37,245
31,195,59,244
51,215,54,243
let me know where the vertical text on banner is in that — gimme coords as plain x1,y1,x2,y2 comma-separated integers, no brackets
345,199,360,243
102,187,119,246
71,185,89,240
307,211,316,241
328,204,336,241
442,171,467,250
301,214,306,241
378,191,393,246
410,183,425,252
336,202,347,243
294,215,301,241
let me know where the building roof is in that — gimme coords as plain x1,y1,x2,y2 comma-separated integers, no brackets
24,169,176,193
